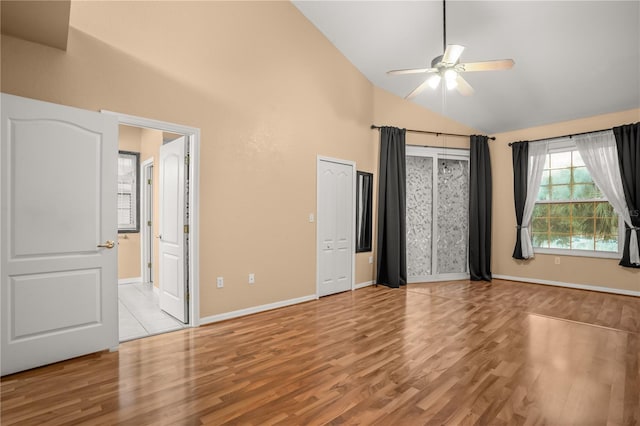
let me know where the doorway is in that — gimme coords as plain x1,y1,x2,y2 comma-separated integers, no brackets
406,145,470,282
107,111,200,342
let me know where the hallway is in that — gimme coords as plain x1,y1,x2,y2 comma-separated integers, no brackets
118,283,185,342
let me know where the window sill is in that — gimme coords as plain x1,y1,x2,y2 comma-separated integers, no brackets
534,247,621,260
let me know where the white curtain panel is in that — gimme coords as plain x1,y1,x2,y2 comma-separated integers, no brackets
521,142,548,258
575,131,640,265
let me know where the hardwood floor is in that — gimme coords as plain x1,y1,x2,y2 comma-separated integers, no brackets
2,279,639,425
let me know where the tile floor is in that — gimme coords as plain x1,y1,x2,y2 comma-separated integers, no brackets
118,282,186,342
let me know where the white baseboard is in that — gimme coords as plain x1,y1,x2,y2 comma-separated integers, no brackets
118,277,142,285
408,273,470,283
493,274,640,297
200,294,316,325
354,280,374,289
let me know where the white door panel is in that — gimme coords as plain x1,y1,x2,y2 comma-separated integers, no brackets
317,159,354,297
12,121,101,256
1,93,118,376
158,137,187,322
11,269,101,338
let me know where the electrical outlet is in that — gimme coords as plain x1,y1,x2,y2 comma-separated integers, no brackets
249,273,255,284
554,257,561,265
369,256,373,264
216,277,224,288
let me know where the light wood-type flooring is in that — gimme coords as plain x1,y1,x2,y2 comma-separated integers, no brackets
2,279,639,425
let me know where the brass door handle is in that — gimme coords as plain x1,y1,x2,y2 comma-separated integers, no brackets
97,240,115,249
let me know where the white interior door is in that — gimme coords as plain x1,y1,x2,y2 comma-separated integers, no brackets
1,93,118,376
317,158,354,297
158,137,187,322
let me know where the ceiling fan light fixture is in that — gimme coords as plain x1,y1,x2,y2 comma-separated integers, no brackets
427,74,442,89
444,68,458,82
387,0,514,98
446,76,458,90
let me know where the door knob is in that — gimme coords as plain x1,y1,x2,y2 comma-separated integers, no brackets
97,240,115,249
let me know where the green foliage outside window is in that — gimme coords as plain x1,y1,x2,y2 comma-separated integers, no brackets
532,150,618,252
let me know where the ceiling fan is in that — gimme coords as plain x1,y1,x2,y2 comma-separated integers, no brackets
387,0,515,98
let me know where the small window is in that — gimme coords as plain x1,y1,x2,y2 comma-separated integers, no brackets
118,151,140,233
532,144,620,256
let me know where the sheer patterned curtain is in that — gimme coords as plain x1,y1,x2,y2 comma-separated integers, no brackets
520,142,547,259
575,130,640,266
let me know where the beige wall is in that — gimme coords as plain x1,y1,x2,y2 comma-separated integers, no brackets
373,87,480,150
491,108,640,292
117,125,141,280
139,128,163,288
1,1,380,317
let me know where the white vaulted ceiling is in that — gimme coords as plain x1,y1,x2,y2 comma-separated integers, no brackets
293,1,640,134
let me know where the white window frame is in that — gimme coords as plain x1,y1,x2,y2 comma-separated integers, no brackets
533,138,623,259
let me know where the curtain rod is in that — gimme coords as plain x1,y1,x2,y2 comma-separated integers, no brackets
371,125,496,141
507,127,613,147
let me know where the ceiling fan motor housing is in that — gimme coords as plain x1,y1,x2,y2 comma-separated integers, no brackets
431,55,445,68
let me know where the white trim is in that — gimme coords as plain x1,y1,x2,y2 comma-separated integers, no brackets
200,294,316,325
316,156,357,299
534,247,621,260
103,110,201,327
140,158,154,285
354,280,374,289
408,273,470,283
493,274,640,297
118,277,142,285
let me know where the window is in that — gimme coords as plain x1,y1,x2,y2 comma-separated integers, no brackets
118,151,139,233
531,142,620,256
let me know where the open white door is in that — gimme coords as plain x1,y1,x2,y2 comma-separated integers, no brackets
1,94,118,376
158,137,187,322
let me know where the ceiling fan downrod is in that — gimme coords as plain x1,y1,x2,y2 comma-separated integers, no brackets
442,0,447,52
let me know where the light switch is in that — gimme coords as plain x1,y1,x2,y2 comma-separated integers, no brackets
309,213,315,223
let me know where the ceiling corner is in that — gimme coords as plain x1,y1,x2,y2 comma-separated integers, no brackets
1,0,71,51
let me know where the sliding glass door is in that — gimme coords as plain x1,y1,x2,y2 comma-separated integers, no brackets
406,146,470,282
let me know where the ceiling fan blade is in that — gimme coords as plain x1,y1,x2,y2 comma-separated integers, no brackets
458,59,515,72
441,44,465,64
406,78,433,99
387,67,437,75
455,75,474,96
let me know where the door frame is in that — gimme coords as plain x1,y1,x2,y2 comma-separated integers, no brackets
103,110,200,327
316,156,356,299
140,158,154,285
